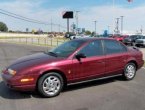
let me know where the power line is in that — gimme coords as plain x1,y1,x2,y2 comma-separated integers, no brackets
0,9,66,29
0,11,48,25
0,9,46,24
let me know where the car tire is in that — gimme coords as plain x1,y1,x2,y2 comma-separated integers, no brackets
123,63,136,80
133,42,136,46
135,44,139,47
37,72,64,98
130,43,133,46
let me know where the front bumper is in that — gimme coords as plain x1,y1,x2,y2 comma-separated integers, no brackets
1,73,36,91
135,43,145,46
123,41,132,44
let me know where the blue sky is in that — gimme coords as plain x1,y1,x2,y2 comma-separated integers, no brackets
0,0,145,34
42,0,143,9
1,0,144,9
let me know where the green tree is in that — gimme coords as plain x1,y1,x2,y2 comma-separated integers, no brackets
85,30,91,35
0,22,8,32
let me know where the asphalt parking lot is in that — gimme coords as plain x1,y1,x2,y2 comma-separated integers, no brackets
140,48,145,60
0,42,145,110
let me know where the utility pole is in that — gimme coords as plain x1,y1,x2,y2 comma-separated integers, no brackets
120,16,124,35
94,21,97,35
72,22,75,33
115,18,120,34
108,26,110,34
112,0,115,35
51,18,53,33
58,24,60,33
75,11,80,34
140,25,143,35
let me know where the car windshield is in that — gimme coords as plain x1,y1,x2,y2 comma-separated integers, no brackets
48,40,85,57
129,35,137,38
129,35,143,39
141,36,145,39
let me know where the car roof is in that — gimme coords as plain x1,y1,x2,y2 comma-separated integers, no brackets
130,35,143,37
72,37,115,42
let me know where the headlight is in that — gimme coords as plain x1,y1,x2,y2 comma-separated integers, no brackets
8,69,17,76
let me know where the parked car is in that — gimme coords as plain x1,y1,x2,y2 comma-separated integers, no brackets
113,35,129,42
1,38,144,97
70,34,90,40
123,35,143,46
135,36,145,47
64,32,76,39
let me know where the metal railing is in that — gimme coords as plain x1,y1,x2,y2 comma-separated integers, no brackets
0,37,68,47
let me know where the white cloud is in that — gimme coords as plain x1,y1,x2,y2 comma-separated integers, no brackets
0,0,145,34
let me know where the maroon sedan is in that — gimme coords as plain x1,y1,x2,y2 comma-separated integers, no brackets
1,38,144,97
113,35,129,42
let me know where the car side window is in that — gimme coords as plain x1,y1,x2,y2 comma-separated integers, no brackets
104,40,126,55
78,40,103,57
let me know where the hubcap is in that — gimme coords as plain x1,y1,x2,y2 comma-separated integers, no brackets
43,76,61,96
125,65,135,79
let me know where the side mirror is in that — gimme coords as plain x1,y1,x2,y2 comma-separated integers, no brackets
75,53,86,61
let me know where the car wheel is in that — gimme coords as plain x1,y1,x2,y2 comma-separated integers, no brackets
130,43,133,46
123,63,136,80
133,42,136,46
38,72,64,98
136,44,139,47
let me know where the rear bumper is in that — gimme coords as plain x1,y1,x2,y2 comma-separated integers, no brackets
137,60,144,69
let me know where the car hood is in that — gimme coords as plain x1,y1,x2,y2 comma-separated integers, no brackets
8,53,65,71
127,46,140,53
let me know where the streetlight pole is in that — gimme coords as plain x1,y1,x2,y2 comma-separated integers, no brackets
120,16,124,35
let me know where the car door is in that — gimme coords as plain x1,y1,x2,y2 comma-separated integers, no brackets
72,40,105,80
103,39,128,75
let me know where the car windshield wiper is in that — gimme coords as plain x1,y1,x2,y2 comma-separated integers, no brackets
47,52,58,57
